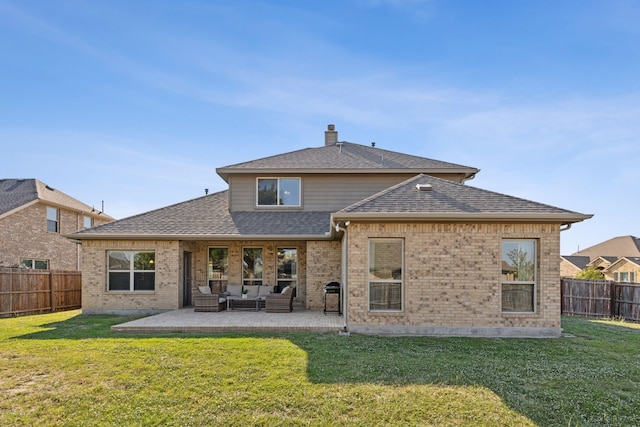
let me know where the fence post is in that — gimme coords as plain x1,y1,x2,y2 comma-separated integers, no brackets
560,279,565,314
49,271,54,312
610,281,616,318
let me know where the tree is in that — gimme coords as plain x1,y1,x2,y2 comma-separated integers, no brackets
575,266,605,280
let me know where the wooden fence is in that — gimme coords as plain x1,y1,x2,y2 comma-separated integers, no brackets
561,278,640,322
0,268,81,317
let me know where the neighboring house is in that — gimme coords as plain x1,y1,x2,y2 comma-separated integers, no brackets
0,179,113,270
561,236,640,280
560,256,590,278
70,125,591,337
603,257,640,282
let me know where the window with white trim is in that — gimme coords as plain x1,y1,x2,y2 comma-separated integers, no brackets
257,178,300,206
108,251,155,291
20,259,49,269
277,247,297,294
83,216,93,229
368,239,403,311
46,207,59,233
501,240,536,312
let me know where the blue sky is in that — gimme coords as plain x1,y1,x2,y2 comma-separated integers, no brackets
1,0,638,254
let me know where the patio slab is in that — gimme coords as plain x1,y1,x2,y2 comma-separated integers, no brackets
111,307,345,334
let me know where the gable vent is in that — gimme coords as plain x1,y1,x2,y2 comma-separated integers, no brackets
416,184,432,191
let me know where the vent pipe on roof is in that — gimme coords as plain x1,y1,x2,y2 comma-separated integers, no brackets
325,124,338,146
416,184,432,191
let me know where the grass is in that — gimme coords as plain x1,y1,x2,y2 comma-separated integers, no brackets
0,312,638,426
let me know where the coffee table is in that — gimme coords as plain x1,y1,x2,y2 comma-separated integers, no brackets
226,295,263,311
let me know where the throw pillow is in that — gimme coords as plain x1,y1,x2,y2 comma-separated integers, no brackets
198,286,212,295
281,286,291,294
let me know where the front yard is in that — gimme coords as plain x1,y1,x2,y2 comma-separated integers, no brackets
0,311,638,426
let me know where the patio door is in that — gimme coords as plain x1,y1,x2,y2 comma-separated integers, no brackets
183,252,192,306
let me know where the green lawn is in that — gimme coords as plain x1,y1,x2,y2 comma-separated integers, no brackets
1,312,638,426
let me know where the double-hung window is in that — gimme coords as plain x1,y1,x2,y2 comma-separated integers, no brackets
257,178,300,207
501,240,536,313
83,216,93,229
46,207,59,233
108,251,155,291
369,239,403,311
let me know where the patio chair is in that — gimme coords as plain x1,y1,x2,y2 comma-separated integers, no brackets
194,286,226,312
265,286,294,313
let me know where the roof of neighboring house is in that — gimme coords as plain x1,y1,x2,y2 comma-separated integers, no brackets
561,256,590,270
216,141,479,182
0,179,113,220
572,235,640,259
69,190,333,240
333,174,592,224
603,256,640,271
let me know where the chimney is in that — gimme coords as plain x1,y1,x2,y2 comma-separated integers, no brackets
324,124,338,146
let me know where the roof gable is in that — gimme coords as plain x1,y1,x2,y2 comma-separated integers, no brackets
216,142,478,182
561,256,590,270
335,174,591,224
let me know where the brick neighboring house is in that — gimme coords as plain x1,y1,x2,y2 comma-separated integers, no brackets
70,125,591,337
0,179,113,270
561,235,640,280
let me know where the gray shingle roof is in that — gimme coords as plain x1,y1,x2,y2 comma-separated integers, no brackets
335,174,592,223
216,142,479,181
70,190,332,239
0,178,111,218
573,235,640,258
561,256,591,270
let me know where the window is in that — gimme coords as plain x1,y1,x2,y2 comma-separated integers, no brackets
257,178,300,206
108,251,155,291
83,216,93,229
208,247,228,280
46,207,59,232
501,240,536,313
619,272,629,282
369,239,403,311
20,259,49,269
243,248,263,286
277,248,297,293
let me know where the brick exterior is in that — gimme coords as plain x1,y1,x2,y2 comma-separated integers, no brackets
604,259,640,282
560,259,581,278
344,222,562,336
0,202,110,270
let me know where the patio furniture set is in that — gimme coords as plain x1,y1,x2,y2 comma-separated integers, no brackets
194,284,294,313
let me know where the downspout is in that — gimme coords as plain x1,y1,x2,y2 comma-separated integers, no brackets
332,219,349,333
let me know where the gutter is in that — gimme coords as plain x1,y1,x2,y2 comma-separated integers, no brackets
63,233,335,241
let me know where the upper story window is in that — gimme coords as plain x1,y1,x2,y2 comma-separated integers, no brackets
501,239,537,313
83,216,94,229
46,207,59,233
257,178,300,207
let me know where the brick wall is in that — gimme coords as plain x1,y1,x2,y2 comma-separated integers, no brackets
344,222,562,336
0,203,111,270
306,240,341,310
81,239,181,313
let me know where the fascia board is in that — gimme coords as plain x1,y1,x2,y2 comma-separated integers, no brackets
64,233,334,241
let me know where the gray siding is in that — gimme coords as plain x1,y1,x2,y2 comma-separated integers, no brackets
229,173,464,211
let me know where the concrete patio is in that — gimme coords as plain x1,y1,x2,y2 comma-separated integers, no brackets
111,307,345,334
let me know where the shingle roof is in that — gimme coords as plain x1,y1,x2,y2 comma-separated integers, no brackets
561,256,591,270
216,142,479,181
335,174,592,223
0,179,111,219
572,236,640,258
70,190,332,239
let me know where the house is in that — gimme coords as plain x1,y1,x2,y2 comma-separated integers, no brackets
561,236,640,279
603,257,640,282
0,179,113,270
560,256,590,278
70,125,591,337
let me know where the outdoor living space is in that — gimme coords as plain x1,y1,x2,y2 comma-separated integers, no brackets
111,306,345,333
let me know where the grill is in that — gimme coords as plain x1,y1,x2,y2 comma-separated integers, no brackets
323,282,341,315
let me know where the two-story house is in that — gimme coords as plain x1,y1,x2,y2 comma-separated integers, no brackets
0,179,113,270
70,125,591,337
